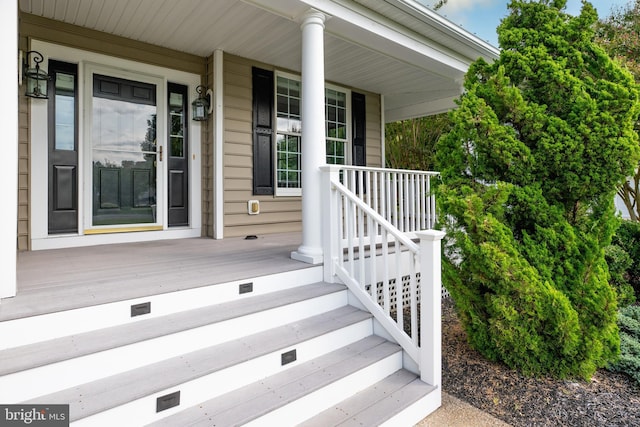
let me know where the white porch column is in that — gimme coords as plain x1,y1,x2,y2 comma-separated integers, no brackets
291,10,326,265
0,0,17,300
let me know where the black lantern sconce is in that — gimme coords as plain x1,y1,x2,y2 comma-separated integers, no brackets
192,85,213,121
22,50,50,99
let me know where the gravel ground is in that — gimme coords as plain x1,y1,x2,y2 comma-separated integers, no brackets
440,298,640,427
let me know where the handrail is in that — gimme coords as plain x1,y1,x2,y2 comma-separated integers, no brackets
331,180,419,251
336,164,440,176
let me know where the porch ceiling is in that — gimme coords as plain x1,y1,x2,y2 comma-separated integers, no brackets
18,0,499,121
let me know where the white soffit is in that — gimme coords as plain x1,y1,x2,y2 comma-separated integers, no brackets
19,0,497,119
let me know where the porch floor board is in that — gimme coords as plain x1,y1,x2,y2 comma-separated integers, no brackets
4,232,308,320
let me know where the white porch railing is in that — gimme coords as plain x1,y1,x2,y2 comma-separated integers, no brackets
321,165,445,388
339,165,439,236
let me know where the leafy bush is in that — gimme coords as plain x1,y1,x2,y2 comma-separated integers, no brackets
608,306,640,385
611,220,640,299
605,243,636,307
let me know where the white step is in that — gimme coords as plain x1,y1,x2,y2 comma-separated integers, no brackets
0,266,323,349
30,307,375,425
147,336,403,427
0,283,349,402
299,369,438,427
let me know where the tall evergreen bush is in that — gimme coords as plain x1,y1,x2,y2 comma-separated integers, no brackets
436,0,640,379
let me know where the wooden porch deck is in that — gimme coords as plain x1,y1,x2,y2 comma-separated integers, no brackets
3,232,310,321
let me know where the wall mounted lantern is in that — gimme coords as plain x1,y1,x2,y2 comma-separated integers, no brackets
22,50,50,99
192,85,213,121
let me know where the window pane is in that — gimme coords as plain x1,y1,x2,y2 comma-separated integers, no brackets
276,133,301,189
289,80,300,98
325,88,347,143
169,92,183,108
171,136,184,157
337,124,346,139
326,140,346,165
92,84,157,226
55,73,75,151
171,114,183,136
290,97,300,117
327,105,336,122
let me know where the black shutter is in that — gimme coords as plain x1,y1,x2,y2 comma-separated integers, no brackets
352,92,366,166
252,67,274,195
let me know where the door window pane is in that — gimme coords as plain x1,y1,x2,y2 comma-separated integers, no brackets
92,75,157,226
55,73,75,151
169,92,185,157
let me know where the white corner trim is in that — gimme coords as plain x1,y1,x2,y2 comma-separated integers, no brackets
214,49,224,239
1,0,17,299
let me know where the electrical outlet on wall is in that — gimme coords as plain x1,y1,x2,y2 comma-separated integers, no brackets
248,200,260,215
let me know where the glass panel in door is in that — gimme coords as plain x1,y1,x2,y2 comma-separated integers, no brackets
92,75,157,226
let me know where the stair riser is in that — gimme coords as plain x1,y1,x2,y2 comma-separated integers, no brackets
379,389,441,427
0,267,323,350
68,320,375,426
1,290,349,402
245,352,403,427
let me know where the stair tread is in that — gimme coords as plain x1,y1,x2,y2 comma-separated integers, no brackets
25,305,372,422
147,336,401,427
0,282,346,376
299,370,436,426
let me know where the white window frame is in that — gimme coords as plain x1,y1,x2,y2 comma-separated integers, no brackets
325,82,351,166
275,72,303,197
273,72,352,197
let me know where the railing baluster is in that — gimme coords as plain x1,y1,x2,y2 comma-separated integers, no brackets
392,173,399,229
410,253,418,345
347,196,355,278
425,175,431,230
372,171,380,237
398,173,405,232
348,168,355,194
430,182,436,229
409,173,416,232
337,190,345,270
395,236,403,331
365,170,371,208
358,204,366,290
368,212,376,298
385,173,393,229
419,175,426,230
382,228,390,315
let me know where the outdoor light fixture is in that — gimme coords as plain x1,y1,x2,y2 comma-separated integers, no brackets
191,85,213,121
22,50,49,99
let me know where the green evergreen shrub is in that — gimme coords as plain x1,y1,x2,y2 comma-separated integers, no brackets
611,220,640,299
605,241,635,307
608,306,640,385
436,0,640,379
